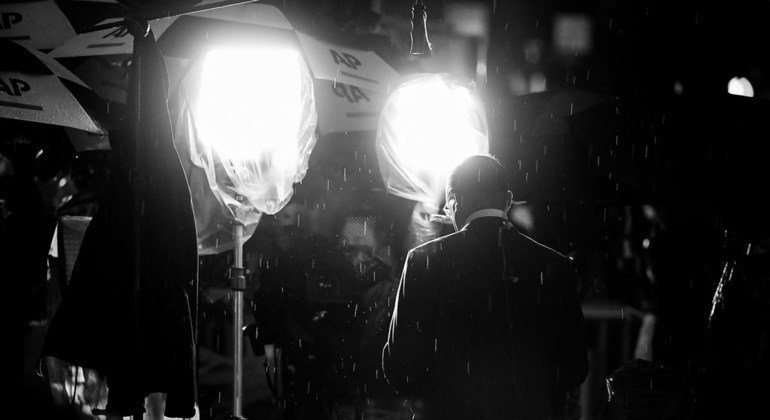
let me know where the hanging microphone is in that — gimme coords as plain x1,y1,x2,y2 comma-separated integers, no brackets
410,0,432,55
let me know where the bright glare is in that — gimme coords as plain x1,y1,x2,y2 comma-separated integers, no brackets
384,76,488,199
196,47,304,162
727,76,754,97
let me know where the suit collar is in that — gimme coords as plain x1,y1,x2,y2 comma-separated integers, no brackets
462,208,507,230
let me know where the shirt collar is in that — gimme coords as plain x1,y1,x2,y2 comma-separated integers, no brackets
462,208,506,230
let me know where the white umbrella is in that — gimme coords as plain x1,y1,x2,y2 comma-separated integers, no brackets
294,34,398,134
48,2,293,106
49,2,292,58
0,39,104,136
48,2,398,134
296,32,398,93
0,1,77,50
315,80,387,134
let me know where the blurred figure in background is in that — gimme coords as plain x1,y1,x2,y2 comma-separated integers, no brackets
338,215,404,418
248,201,360,419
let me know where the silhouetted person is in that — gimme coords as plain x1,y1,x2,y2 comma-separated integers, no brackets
383,155,588,419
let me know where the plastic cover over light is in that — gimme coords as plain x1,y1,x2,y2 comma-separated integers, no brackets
376,73,489,205
179,45,317,226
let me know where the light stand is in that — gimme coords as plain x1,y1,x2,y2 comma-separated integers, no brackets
184,43,317,419
229,221,246,419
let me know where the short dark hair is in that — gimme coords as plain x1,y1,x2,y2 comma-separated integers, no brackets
447,155,508,209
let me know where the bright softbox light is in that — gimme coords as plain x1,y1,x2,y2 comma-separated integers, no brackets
181,44,317,223
376,73,489,205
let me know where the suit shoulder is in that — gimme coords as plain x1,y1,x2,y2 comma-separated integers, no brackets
514,231,573,266
409,230,466,258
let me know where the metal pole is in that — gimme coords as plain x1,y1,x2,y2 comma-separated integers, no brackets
126,17,149,420
129,22,143,342
232,223,246,419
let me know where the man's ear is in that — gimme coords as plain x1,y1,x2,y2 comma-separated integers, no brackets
454,193,463,211
447,191,458,212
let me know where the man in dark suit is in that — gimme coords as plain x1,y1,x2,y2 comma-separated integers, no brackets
382,155,588,419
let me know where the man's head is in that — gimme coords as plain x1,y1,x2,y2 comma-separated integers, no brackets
445,155,512,230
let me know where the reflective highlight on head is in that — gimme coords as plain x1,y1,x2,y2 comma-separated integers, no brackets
445,155,511,229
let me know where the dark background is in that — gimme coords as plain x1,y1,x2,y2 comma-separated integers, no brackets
8,0,769,419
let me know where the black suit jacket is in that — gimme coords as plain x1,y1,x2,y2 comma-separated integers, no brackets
383,216,588,419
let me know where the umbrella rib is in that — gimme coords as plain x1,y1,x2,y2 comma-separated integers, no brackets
345,111,379,118
87,43,127,49
0,100,44,111
0,36,31,41
339,70,378,84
